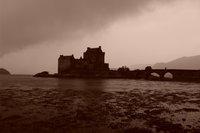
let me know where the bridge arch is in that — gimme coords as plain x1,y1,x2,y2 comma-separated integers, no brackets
151,72,160,78
164,72,173,79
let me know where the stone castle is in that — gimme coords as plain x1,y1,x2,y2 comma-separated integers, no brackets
33,46,200,81
58,46,109,75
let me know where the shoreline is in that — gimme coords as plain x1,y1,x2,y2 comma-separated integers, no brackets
33,72,200,83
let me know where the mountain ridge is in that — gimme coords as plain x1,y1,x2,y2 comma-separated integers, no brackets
153,55,200,70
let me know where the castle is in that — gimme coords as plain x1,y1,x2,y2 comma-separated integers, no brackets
58,46,109,75
33,46,200,81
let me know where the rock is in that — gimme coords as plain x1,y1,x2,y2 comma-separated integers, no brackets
186,125,191,128
0,68,11,75
34,71,49,77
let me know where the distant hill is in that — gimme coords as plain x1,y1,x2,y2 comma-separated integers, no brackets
129,64,151,70
153,55,200,70
0,68,11,75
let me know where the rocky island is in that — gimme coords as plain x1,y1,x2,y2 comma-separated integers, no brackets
0,68,11,75
34,46,200,82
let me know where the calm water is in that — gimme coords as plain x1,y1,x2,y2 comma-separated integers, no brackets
0,75,200,132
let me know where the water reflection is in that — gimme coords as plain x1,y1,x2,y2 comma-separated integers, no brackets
56,79,108,126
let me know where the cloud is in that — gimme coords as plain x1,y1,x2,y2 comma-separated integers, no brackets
0,0,174,56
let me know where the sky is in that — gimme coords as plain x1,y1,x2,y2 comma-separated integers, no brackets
0,0,200,74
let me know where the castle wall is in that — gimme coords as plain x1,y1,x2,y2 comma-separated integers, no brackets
83,49,104,65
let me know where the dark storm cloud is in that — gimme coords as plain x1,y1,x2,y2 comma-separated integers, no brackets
0,0,172,56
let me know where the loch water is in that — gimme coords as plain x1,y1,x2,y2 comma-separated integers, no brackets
0,75,200,132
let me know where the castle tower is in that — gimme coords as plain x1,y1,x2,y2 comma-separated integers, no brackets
58,55,75,75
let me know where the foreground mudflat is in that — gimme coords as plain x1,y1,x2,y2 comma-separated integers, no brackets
0,75,200,132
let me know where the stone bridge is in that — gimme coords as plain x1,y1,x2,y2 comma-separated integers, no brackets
144,67,200,81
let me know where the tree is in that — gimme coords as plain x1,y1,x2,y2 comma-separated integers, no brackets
118,66,130,73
